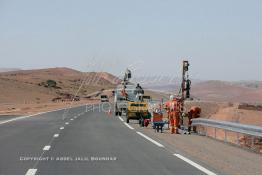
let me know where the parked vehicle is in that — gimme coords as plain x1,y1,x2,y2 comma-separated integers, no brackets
100,95,109,102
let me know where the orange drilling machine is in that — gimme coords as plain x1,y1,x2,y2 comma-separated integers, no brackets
165,60,200,134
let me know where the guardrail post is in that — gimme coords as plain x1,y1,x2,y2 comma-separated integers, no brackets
251,137,255,150
236,133,240,145
224,130,227,142
214,128,217,139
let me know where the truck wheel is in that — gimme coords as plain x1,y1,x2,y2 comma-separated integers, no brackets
126,118,129,123
119,112,122,116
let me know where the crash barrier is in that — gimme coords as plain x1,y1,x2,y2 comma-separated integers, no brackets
192,118,262,152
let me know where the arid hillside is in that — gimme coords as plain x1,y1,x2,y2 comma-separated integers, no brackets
191,80,262,104
0,68,120,115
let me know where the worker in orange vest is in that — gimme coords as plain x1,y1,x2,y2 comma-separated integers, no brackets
166,95,180,134
188,106,201,133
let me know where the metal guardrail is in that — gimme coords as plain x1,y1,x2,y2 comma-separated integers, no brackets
192,118,262,137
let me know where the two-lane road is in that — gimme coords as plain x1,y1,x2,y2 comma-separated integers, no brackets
0,104,215,175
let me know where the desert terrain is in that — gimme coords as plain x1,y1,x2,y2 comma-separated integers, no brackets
0,68,120,115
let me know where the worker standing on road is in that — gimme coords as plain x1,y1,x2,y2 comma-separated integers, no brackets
166,95,179,134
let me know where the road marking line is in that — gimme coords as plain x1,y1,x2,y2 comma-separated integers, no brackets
60,127,64,130
53,134,59,138
25,169,37,175
124,122,134,130
118,116,124,122
0,104,88,125
136,132,164,148
174,154,217,175
65,122,69,125
70,118,74,121
43,145,51,151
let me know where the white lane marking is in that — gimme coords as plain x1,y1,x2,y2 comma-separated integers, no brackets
53,134,59,138
43,145,51,151
74,116,77,119
65,122,69,125
70,118,74,121
0,104,89,125
124,122,134,130
118,116,124,122
136,132,164,148
25,169,37,175
174,154,217,175
60,127,64,130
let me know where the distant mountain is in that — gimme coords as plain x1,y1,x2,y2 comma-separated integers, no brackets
192,80,262,103
0,68,21,73
136,76,262,103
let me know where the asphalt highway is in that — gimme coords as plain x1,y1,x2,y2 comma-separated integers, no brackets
0,104,214,175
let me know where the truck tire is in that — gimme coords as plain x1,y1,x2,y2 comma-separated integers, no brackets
126,117,129,123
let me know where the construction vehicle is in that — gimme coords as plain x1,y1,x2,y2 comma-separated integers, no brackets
100,95,109,102
114,69,151,124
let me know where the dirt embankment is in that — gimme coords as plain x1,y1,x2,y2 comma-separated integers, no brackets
0,67,119,115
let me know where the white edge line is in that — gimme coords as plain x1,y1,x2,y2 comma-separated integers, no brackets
174,154,217,175
124,122,134,130
60,127,64,130
118,116,124,122
25,168,37,175
0,104,89,125
136,131,164,148
43,145,51,151
53,134,59,138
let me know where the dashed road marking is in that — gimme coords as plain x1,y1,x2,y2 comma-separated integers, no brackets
65,122,69,125
1,104,88,125
25,169,37,175
118,116,124,122
136,131,164,148
43,145,51,151
70,118,74,121
60,127,64,130
53,134,59,138
174,154,217,175
124,122,134,130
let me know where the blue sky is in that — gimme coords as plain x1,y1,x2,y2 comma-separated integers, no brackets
0,0,261,80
